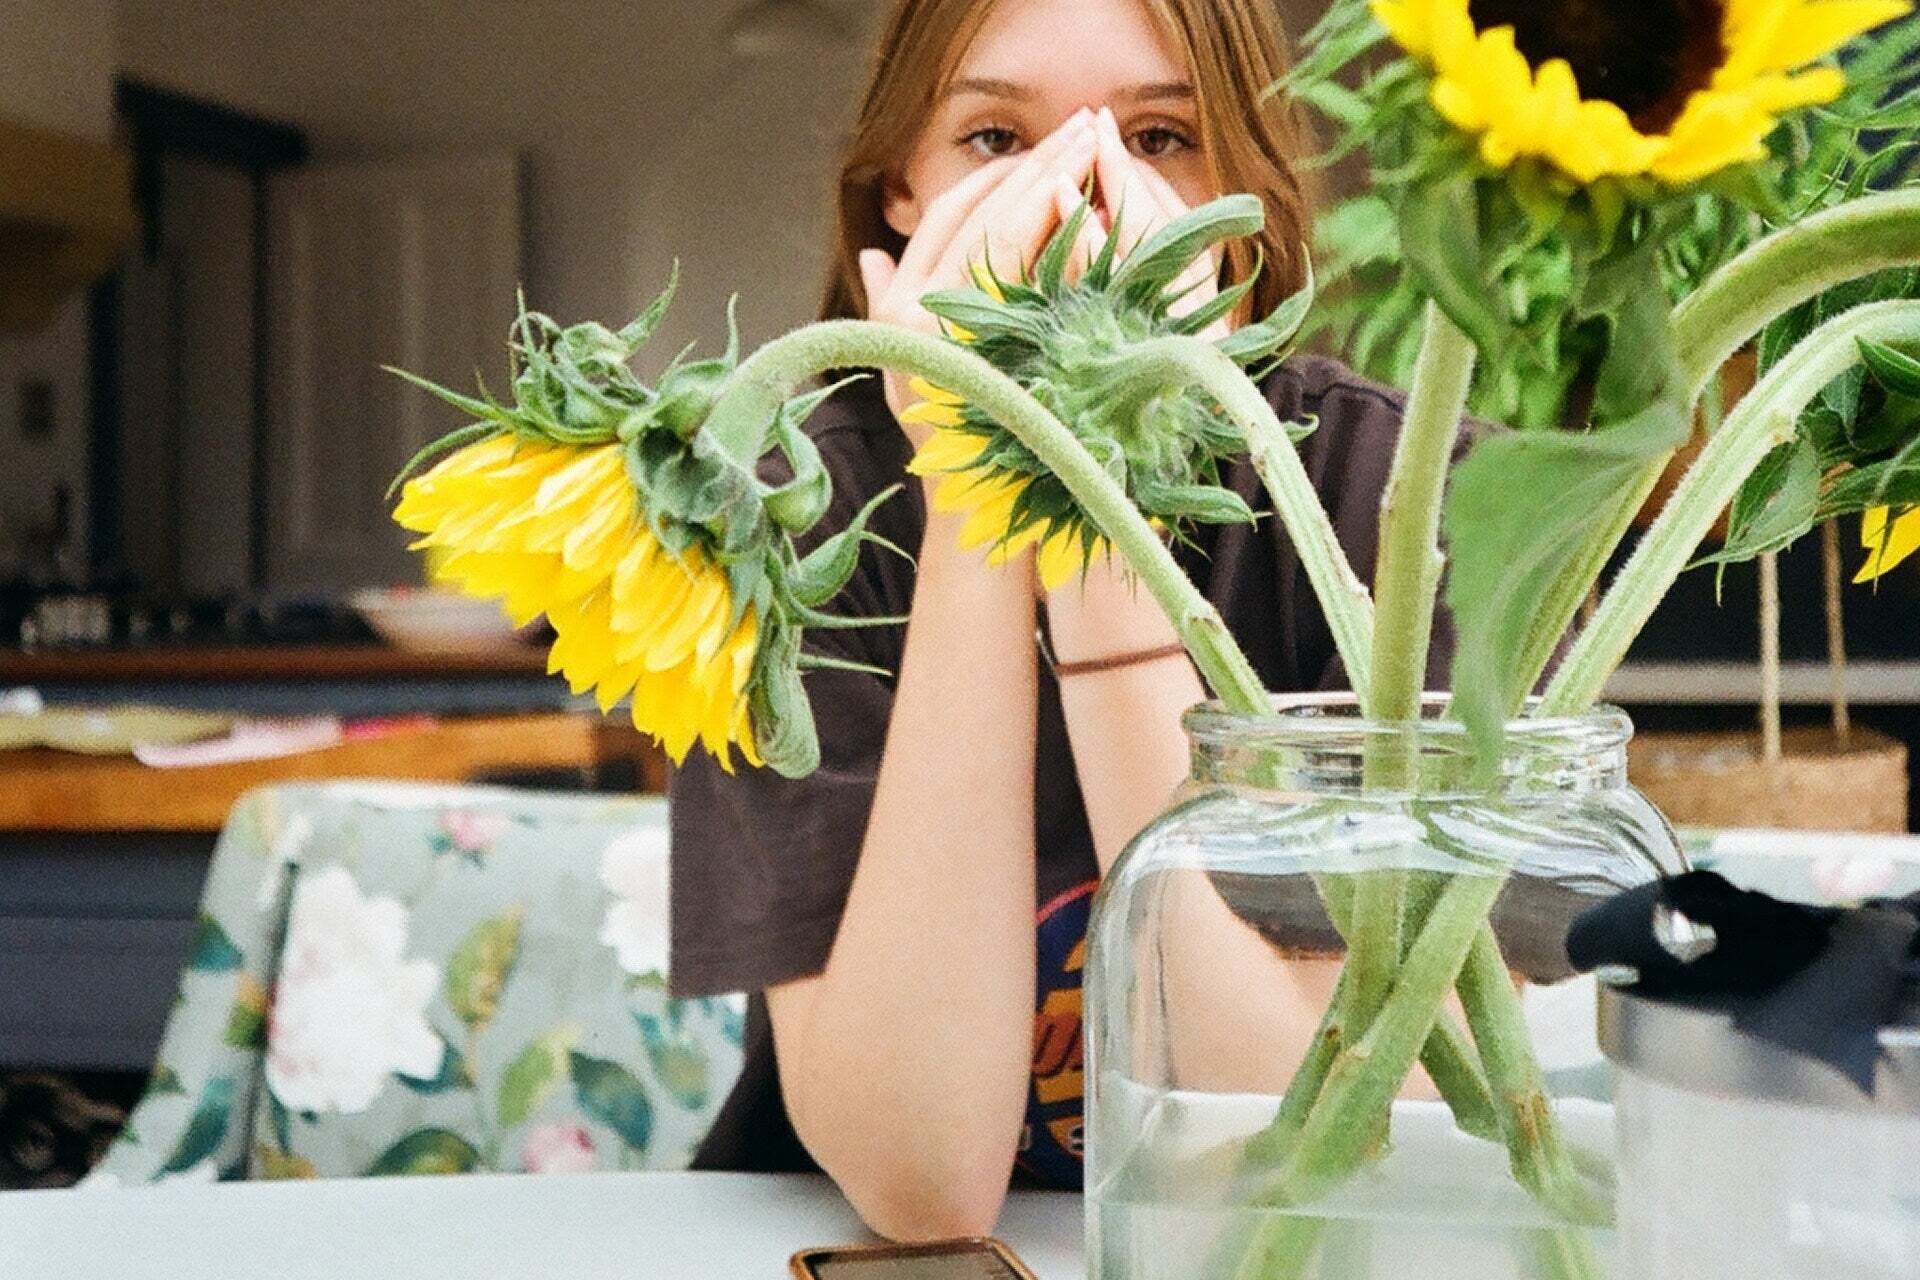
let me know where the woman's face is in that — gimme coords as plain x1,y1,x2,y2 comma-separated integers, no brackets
884,0,1217,238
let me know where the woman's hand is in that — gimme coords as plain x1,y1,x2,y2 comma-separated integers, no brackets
1089,106,1230,338
857,110,1100,442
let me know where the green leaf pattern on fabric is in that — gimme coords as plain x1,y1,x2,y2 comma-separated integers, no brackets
569,1052,655,1152
634,1013,713,1112
186,915,243,972
159,1075,234,1178
364,1128,482,1176
498,1026,578,1127
445,910,524,1032
397,1038,469,1095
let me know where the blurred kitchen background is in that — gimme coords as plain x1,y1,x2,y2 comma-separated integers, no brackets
1,0,1916,1185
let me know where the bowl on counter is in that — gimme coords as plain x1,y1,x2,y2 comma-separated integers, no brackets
348,588,535,655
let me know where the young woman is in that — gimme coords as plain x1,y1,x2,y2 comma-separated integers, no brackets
670,0,1440,1241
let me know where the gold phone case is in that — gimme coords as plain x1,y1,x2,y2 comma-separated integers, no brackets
789,1236,1040,1280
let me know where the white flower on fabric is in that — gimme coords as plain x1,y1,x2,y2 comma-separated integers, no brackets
598,828,670,977
522,1123,597,1174
266,866,441,1114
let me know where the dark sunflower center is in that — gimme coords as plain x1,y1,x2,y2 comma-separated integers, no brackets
1466,0,1726,134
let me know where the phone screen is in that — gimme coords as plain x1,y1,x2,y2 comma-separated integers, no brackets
797,1241,1031,1280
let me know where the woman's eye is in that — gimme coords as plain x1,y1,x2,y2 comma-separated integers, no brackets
961,127,1024,160
1129,126,1194,159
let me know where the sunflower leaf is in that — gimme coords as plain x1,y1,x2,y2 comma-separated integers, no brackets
619,261,680,349
1035,194,1095,296
1444,398,1689,754
1111,194,1265,306
1859,338,1920,399
1216,258,1315,364
787,486,902,607
1818,439,1920,518
1396,173,1507,363
919,291,1051,345
1693,438,1823,575
796,651,893,678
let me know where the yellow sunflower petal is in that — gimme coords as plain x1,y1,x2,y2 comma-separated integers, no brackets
969,259,1007,300
983,519,1050,566
956,481,1027,550
1036,532,1087,591
1754,1,1911,73
906,378,963,406
908,428,991,476
1855,506,1920,581
899,399,966,430
1401,0,1894,187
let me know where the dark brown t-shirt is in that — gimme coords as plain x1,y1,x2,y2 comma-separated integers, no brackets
668,355,1445,1184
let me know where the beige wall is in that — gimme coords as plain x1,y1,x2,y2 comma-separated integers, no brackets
0,0,115,139
0,0,116,576
114,0,871,357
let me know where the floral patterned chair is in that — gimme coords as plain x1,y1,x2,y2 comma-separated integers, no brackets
85,782,743,1184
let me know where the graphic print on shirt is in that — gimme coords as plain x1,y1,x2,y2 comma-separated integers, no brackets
1017,879,1096,1188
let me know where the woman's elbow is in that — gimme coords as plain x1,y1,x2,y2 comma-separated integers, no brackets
820,1144,1011,1241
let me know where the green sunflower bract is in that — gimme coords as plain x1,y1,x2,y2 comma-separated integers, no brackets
902,193,1313,588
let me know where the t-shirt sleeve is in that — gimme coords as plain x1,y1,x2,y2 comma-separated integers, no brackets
667,387,918,998
1278,358,1460,696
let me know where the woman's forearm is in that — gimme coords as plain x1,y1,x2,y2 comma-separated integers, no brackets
768,510,1039,1242
1048,569,1442,1100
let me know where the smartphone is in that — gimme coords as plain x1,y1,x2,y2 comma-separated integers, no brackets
790,1238,1041,1280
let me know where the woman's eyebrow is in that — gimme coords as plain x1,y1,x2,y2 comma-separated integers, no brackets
1121,81,1195,103
943,76,1036,101
940,78,1196,105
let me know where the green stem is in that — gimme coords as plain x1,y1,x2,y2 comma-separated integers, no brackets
707,320,1271,714
1368,303,1477,735
1338,305,1476,1078
1256,872,1498,1158
1672,188,1920,410
1543,298,1920,715
1256,870,1509,1208
1456,932,1610,1228
1110,336,1378,708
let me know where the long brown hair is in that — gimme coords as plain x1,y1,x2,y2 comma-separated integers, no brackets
819,0,1314,323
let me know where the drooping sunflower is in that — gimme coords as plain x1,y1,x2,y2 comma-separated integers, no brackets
1374,0,1912,185
390,274,897,777
396,436,762,767
903,194,1312,590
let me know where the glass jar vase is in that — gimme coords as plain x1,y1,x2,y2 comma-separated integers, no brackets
1085,694,1685,1280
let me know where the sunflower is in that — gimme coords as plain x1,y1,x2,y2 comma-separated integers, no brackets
1856,504,1920,580
903,379,1105,590
1373,0,1912,185
396,436,762,769
388,276,899,778
903,194,1311,590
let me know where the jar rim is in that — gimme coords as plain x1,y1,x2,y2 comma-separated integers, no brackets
1183,692,1633,756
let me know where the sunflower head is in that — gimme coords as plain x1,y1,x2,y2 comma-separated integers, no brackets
903,193,1313,588
389,272,900,778
1371,0,1910,188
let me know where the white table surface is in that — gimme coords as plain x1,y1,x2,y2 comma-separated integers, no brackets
0,1171,1084,1280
